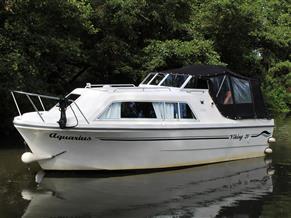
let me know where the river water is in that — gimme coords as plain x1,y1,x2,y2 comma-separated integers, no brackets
0,117,290,218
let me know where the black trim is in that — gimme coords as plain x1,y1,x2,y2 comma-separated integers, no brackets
251,131,271,138
98,136,229,141
51,151,67,159
162,144,266,151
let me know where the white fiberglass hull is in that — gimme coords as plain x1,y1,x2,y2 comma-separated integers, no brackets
15,123,274,170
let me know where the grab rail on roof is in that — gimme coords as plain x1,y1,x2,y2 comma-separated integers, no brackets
181,88,206,93
85,83,135,88
113,86,172,92
85,82,205,93
11,90,89,124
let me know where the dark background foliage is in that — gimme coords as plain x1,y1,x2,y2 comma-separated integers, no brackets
0,0,290,137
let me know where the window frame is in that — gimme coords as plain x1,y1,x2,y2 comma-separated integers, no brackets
140,73,156,85
147,73,158,84
158,74,169,86
149,73,167,85
97,101,198,121
180,75,192,89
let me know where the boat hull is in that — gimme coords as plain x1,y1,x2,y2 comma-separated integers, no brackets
14,124,274,170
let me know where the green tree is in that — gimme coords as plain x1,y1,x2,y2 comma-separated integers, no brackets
263,61,291,113
89,0,221,82
0,0,290,137
0,0,97,134
189,0,290,112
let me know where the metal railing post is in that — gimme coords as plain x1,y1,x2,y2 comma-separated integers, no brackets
26,95,45,123
11,91,22,116
38,96,46,111
73,102,90,124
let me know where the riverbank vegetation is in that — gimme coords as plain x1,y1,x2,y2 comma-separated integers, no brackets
0,0,290,135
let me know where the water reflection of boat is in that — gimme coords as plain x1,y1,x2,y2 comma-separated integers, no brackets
21,157,273,218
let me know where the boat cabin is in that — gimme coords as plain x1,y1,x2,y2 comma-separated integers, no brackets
140,65,269,120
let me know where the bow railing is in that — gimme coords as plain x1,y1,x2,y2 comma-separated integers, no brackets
11,90,89,126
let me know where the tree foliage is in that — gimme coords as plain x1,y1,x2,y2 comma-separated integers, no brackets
0,0,97,133
263,61,291,113
0,0,290,135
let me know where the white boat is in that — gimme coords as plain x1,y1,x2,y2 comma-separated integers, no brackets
12,65,275,170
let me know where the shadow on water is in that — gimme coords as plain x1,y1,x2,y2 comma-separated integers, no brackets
0,116,290,218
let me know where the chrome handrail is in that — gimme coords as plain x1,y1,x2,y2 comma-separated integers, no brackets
11,90,89,125
26,94,45,122
11,91,57,121
11,91,21,116
85,83,135,88
72,102,89,124
113,86,172,92
12,90,60,100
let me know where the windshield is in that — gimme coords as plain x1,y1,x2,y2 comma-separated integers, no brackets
141,73,156,84
161,74,189,87
149,73,166,85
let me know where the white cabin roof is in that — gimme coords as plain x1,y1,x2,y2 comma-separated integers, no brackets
63,85,225,123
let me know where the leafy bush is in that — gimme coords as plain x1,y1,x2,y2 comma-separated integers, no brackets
263,65,290,114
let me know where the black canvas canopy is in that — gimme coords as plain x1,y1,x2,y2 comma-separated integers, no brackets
159,65,270,120
160,64,251,80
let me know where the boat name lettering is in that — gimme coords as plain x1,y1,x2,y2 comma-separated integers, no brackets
49,133,91,141
229,134,250,141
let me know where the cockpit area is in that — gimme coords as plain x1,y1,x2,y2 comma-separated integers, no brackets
140,65,270,120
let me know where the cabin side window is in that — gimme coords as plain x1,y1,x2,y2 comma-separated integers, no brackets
99,102,121,119
179,103,196,119
100,102,157,119
163,103,179,119
184,77,208,89
121,102,156,118
99,102,196,120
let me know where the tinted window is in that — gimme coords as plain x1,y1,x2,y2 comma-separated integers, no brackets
161,74,188,87
66,94,80,101
179,103,196,119
142,73,156,84
150,73,165,85
121,102,156,118
184,77,196,88
185,77,208,89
